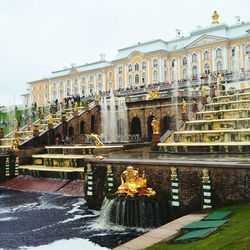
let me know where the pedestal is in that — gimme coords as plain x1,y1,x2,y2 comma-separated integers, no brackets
151,133,160,151
181,112,188,121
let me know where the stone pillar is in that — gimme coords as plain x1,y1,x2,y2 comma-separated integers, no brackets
202,168,212,209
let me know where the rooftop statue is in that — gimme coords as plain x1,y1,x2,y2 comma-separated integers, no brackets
116,166,156,196
151,118,160,134
212,10,219,24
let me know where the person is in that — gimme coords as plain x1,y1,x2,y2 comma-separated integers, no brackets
151,118,160,134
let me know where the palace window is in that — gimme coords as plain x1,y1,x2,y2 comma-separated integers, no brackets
232,48,236,57
118,67,122,74
60,81,63,88
82,77,85,83
53,82,56,89
128,75,132,85
217,61,223,72
204,63,210,74
89,84,93,94
45,84,48,89
164,71,167,81
153,59,158,67
183,68,187,79
74,79,78,84
135,74,140,83
67,80,70,85
172,60,176,67
118,77,122,88
98,74,102,80
142,73,146,83
216,48,222,57
204,51,209,60
153,70,158,81
142,61,146,69
182,57,187,65
98,82,102,93
90,76,94,82
39,85,42,91
164,59,167,67
66,88,70,96
135,63,139,71
246,45,250,54
192,66,198,77
192,53,197,62
108,81,113,90
73,87,78,95
109,72,112,78
128,64,132,72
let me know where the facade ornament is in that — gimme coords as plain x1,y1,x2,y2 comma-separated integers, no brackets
202,168,210,183
151,118,160,134
170,167,177,180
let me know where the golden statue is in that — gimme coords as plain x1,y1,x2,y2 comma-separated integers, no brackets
170,167,177,181
202,168,210,183
181,99,187,113
95,93,99,101
116,166,156,196
148,88,159,99
201,84,207,98
151,118,160,134
48,115,53,125
212,10,219,24
11,136,20,151
89,133,104,147
14,119,19,132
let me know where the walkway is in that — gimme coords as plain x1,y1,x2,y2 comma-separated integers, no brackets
113,213,207,250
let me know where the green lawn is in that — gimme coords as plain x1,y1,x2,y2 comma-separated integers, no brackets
145,202,250,250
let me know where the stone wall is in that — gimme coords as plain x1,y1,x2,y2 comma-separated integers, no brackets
84,159,250,213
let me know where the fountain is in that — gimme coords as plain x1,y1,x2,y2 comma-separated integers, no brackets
96,166,173,228
101,90,128,143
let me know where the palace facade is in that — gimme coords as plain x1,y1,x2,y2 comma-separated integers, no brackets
26,12,250,106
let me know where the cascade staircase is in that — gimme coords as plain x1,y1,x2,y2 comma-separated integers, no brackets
158,87,250,153
0,102,96,154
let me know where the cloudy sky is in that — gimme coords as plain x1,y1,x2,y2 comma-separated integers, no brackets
0,0,249,106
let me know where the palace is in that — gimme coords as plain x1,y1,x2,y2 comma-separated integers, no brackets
26,12,250,106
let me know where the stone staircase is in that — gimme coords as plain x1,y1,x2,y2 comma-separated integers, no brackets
0,102,96,153
158,87,250,153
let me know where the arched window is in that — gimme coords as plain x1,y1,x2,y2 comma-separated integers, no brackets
109,72,112,78
171,71,175,81
183,57,187,65
98,82,102,93
246,45,250,54
128,64,132,72
142,61,146,69
73,87,78,95
164,59,167,67
192,53,197,62
98,74,102,80
108,81,113,90
172,60,175,67
135,74,139,83
153,59,158,67
118,67,122,74
183,68,187,79
142,73,146,83
135,63,139,71
216,48,222,57
74,79,78,84
232,48,236,57
153,70,158,81
128,75,132,85
118,77,122,88
192,66,198,77
66,88,70,96
164,71,167,80
204,51,209,60
60,81,63,88
82,77,85,83
217,61,223,72
204,63,210,74
90,76,94,82
80,121,85,134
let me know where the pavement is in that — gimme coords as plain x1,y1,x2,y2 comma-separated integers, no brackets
113,213,207,250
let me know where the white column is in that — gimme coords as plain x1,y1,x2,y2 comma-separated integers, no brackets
86,77,89,95
159,57,163,82
70,79,73,95
114,66,117,90
187,54,192,79
212,49,216,72
197,52,201,77
124,64,127,88
103,71,106,92
147,60,150,84
223,47,228,71
240,44,244,70
77,78,81,95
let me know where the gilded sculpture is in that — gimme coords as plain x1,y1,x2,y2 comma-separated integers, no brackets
148,88,159,99
170,167,177,180
89,133,104,147
151,118,160,134
202,168,210,183
116,166,156,196
212,11,219,24
181,99,187,113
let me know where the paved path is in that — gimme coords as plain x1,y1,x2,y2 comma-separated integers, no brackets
113,213,207,250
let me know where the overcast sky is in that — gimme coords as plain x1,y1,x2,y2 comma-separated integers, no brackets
0,0,249,106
